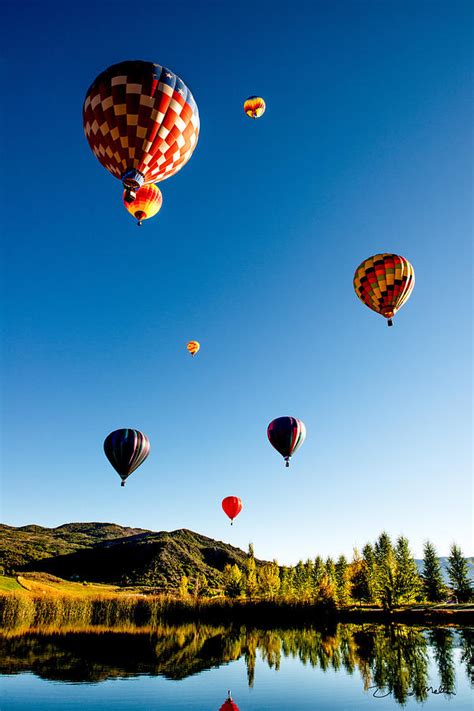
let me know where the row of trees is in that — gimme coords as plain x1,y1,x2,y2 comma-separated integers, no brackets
180,535,472,608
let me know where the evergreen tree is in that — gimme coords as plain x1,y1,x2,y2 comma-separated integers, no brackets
293,561,306,598
374,532,397,609
335,555,350,606
279,567,291,597
284,567,296,598
447,544,473,602
302,559,315,599
362,543,376,603
394,536,421,604
325,557,336,583
422,541,446,602
312,556,325,595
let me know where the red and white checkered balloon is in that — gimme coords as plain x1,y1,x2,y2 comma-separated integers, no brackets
83,60,199,194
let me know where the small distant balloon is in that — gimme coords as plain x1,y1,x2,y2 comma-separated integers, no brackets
244,96,266,119
219,691,240,711
103,429,150,486
267,417,306,467
222,497,243,525
123,184,162,226
187,341,200,357
353,253,415,326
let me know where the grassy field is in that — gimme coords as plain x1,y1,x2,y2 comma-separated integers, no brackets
14,573,124,597
0,576,25,593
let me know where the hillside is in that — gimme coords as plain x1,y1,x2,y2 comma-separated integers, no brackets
0,523,260,589
0,522,148,574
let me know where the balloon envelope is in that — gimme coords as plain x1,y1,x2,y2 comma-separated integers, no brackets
267,417,306,466
123,184,162,225
244,96,266,118
353,253,415,326
222,496,243,523
83,60,199,197
187,340,200,356
219,692,240,711
103,429,150,486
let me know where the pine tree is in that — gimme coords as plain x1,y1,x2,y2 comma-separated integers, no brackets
447,544,473,603
374,532,397,609
302,559,315,600
293,561,306,598
395,536,421,604
335,555,350,606
361,543,376,603
325,557,336,583
422,541,446,602
312,556,325,595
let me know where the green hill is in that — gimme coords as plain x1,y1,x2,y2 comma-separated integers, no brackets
0,523,260,590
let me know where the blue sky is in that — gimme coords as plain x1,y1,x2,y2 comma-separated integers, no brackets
1,0,472,563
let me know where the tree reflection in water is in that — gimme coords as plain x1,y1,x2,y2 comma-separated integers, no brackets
0,623,471,706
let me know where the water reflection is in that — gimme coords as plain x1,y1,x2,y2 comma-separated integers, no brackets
0,624,472,706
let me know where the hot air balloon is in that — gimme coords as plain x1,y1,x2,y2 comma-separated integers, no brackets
83,60,200,201
123,184,162,225
244,96,266,118
222,497,243,525
353,253,415,326
267,417,306,467
103,429,150,486
219,691,240,711
187,340,200,357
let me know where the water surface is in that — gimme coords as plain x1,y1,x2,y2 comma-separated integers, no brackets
1,623,472,709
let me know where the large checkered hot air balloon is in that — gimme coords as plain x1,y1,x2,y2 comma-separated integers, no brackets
83,60,200,202
103,429,150,486
353,253,415,326
267,417,306,467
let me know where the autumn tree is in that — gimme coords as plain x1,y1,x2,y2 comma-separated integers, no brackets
259,560,281,599
178,575,189,598
245,543,258,599
224,564,244,598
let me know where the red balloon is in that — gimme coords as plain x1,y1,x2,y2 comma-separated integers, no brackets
219,692,240,711
222,497,243,525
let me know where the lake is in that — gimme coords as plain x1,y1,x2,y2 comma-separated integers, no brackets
1,623,472,709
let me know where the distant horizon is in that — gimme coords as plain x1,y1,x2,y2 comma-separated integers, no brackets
2,518,471,565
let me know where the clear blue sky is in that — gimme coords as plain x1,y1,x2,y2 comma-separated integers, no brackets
1,0,472,564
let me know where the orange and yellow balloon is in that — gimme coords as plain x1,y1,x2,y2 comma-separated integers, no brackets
123,184,163,226
187,340,200,357
244,96,266,119
353,253,415,326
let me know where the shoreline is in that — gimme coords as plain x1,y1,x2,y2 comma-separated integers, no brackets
1,589,473,632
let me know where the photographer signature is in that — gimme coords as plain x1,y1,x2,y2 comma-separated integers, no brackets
368,685,456,698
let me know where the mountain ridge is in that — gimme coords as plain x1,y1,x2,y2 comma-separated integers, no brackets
0,522,261,589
